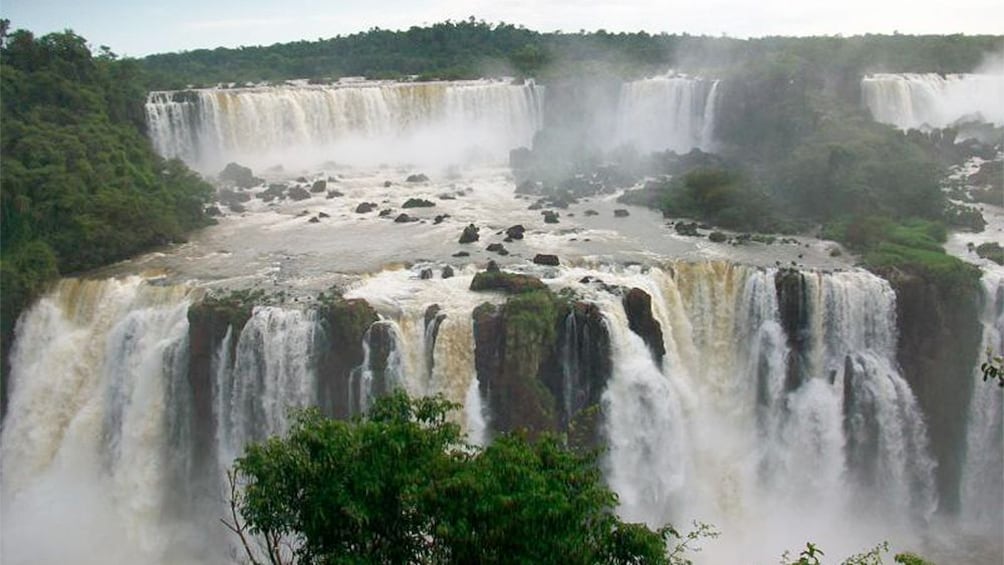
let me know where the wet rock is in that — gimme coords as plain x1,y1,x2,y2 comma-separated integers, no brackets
326,190,344,199
708,231,727,243
296,176,308,183
442,265,455,279
613,209,630,218
674,222,700,236
308,216,320,223
288,186,311,201
379,209,393,217
438,193,456,200
310,180,327,193
623,288,666,366
383,180,392,188
355,202,378,213
470,269,547,294
419,268,434,280
394,213,417,223
258,184,287,202
227,202,246,213
433,214,450,225
543,211,559,224
533,254,559,266
584,209,599,216
218,188,252,206
205,205,222,216
505,224,526,240
405,173,429,183
318,212,330,218
403,198,435,208
218,162,263,188
459,224,480,244
452,251,470,258
486,243,506,253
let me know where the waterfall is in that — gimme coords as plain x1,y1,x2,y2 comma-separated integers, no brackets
960,272,1004,527
0,278,209,565
145,79,544,171
614,74,720,153
861,73,1004,130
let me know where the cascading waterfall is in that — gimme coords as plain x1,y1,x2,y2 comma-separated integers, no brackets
0,278,206,565
3,263,992,563
960,272,1004,527
145,80,544,170
614,74,720,153
861,73,1004,130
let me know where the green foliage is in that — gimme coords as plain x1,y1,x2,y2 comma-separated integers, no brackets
657,167,784,232
232,391,674,564
0,26,213,376
975,242,1004,265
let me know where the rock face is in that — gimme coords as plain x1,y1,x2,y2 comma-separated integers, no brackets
878,266,982,513
622,288,666,366
775,269,811,392
315,298,380,419
459,224,480,244
533,254,559,266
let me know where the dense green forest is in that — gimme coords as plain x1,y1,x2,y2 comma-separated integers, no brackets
140,18,1003,88
0,23,213,390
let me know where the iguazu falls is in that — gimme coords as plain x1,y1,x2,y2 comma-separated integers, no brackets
0,13,1002,565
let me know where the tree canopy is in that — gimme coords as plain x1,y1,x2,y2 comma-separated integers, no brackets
230,392,686,564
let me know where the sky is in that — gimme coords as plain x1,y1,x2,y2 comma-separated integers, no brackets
4,0,1003,57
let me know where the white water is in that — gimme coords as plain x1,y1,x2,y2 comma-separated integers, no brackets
146,79,543,171
614,74,720,153
862,73,1004,130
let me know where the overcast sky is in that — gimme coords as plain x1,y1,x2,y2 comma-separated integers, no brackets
4,0,1003,57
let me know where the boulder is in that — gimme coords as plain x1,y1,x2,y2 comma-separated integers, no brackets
310,180,327,193
394,213,417,223
326,190,344,199
355,202,378,213
543,211,559,224
505,225,526,240
459,224,480,244
308,216,320,223
674,222,700,236
613,208,630,218
442,265,455,279
470,269,547,294
288,186,311,201
379,209,393,217
218,162,263,188
419,268,434,279
486,243,506,253
452,251,470,258
584,209,599,216
318,212,330,218
433,214,450,225
533,254,559,266
402,198,435,208
708,231,727,243
405,173,429,183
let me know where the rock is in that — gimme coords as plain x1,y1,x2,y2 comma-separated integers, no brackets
976,242,1004,265
674,222,700,236
217,188,252,206
308,216,320,223
452,251,470,258
708,231,727,243
419,268,434,280
257,184,287,202
470,269,547,294
584,209,599,216
543,211,560,224
533,254,559,266
326,190,344,199
318,212,330,218
310,180,327,193
402,198,435,208
288,186,311,201
379,209,393,217
383,180,392,188
505,225,526,240
218,162,263,188
394,213,417,223
296,176,308,183
227,202,246,213
613,209,630,218
205,205,222,216
486,260,500,273
487,243,506,253
438,193,456,200
355,202,378,213
623,288,666,366
442,265,455,279
459,224,480,244
433,214,450,225
405,173,429,183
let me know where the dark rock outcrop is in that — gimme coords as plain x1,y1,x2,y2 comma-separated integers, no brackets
505,225,526,240
622,287,666,366
402,198,435,208
533,254,559,266
405,173,429,183
355,202,378,213
470,269,547,294
310,180,327,193
613,208,630,218
288,186,311,201
775,269,811,392
316,297,380,419
218,162,263,188
459,224,480,244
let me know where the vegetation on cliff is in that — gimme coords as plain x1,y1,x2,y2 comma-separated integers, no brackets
0,24,213,384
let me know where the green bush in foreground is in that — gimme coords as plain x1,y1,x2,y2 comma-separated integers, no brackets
229,392,695,564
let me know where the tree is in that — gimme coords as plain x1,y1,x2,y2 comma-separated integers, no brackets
228,391,683,564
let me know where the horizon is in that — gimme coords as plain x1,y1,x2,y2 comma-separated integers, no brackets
4,0,1004,58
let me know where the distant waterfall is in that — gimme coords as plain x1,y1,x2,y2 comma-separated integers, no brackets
960,272,1004,527
145,80,544,170
614,74,720,153
861,73,1004,130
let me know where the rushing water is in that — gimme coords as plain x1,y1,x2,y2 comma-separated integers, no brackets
3,75,1002,564
861,73,1004,130
146,79,544,171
